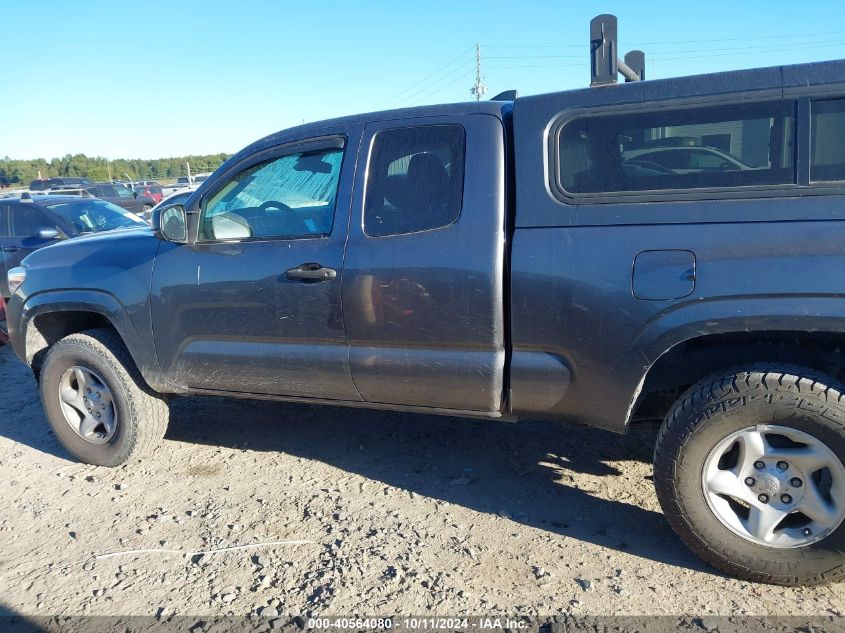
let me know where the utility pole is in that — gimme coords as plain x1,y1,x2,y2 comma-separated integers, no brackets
470,42,486,101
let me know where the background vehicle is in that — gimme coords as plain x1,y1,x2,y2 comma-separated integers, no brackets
80,182,156,215
142,187,196,221
622,146,753,173
161,176,197,198
29,177,92,191
129,181,163,204
0,194,146,296
7,56,845,586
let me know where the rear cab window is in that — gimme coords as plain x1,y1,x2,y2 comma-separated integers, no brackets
363,124,465,237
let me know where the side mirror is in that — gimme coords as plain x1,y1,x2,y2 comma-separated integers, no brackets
152,204,188,243
133,191,138,198
35,226,59,240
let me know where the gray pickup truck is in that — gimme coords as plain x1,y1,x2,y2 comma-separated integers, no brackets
7,56,845,586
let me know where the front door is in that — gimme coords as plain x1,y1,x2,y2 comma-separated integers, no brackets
342,115,507,412
150,133,362,401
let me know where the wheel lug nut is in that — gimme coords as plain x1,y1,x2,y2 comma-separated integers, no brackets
754,461,765,470
758,493,769,503
781,494,792,504
745,477,756,486
86,388,91,394
803,527,812,536
777,461,789,471
95,412,101,418
791,478,803,487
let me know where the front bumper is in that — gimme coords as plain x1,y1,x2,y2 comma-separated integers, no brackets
5,292,27,362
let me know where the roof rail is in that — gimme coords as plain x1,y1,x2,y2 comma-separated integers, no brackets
589,14,645,86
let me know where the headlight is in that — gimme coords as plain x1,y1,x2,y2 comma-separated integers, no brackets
7,266,26,295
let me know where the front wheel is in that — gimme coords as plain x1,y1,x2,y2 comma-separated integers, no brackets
654,366,845,585
39,328,169,466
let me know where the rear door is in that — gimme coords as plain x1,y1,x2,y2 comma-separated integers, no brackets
342,114,507,412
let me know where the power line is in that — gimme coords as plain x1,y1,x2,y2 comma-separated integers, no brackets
483,36,845,62
411,70,477,105
482,28,845,49
391,59,476,107
377,46,475,109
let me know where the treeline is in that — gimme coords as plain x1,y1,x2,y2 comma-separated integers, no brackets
0,153,232,186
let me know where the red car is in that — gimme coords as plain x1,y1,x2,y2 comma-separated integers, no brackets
131,181,163,204
0,296,8,346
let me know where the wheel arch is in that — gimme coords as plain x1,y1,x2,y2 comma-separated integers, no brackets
626,297,845,427
20,290,166,391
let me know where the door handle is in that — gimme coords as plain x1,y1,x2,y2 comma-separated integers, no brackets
2,246,19,253
284,263,337,282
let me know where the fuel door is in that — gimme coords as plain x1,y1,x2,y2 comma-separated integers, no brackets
633,249,696,301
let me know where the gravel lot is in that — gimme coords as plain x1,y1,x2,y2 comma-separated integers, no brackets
2,342,845,620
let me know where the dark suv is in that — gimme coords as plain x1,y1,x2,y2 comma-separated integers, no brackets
7,56,845,586
29,177,92,191
81,182,156,215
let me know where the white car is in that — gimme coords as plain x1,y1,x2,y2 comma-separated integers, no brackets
622,146,752,173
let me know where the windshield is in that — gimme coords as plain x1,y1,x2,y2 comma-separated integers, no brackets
44,199,146,235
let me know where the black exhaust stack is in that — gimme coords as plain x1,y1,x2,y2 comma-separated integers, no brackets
590,14,645,86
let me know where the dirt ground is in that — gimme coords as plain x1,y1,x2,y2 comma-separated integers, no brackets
2,343,845,621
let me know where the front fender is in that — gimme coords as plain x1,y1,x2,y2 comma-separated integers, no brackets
14,289,169,392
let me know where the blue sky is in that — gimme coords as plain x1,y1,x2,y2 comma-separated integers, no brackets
1,0,844,159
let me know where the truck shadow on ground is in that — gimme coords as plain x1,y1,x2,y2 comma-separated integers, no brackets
166,395,711,575
0,345,708,575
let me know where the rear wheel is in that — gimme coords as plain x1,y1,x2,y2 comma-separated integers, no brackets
140,204,153,221
654,366,845,584
39,328,169,466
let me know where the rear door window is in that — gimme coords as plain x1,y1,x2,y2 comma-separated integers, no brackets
811,99,845,183
363,124,465,237
556,100,795,196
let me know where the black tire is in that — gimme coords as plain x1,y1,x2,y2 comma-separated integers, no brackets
39,328,169,466
654,365,845,585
